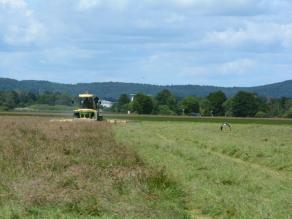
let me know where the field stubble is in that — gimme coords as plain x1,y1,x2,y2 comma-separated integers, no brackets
0,117,188,218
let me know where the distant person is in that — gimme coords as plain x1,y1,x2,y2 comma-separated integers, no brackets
220,122,231,131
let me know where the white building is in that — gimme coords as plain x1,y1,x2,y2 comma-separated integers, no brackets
130,94,136,102
101,100,114,108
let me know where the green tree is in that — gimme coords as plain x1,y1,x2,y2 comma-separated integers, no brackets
180,96,200,115
285,109,292,118
155,89,176,109
118,94,130,106
110,103,119,113
158,105,175,115
207,91,227,116
18,91,37,107
200,99,212,116
279,97,289,114
53,93,71,106
132,93,154,114
223,98,234,116
118,94,130,112
231,91,260,117
267,98,281,117
4,91,19,109
37,92,57,105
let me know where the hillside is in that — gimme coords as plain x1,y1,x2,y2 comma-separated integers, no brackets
0,78,291,99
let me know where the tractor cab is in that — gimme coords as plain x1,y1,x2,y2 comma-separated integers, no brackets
79,94,97,109
73,93,103,120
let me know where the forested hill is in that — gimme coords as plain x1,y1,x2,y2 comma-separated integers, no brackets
0,78,291,99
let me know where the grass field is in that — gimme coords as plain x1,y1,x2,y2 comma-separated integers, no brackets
1,112,292,125
0,117,188,218
115,121,292,218
1,115,291,218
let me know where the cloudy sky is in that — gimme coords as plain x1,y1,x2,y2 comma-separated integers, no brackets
0,0,291,86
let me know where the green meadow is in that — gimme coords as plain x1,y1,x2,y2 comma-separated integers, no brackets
115,121,292,218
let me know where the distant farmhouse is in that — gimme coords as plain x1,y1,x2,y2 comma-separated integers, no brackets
101,100,114,108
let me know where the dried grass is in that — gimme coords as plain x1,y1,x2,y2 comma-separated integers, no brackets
0,117,188,218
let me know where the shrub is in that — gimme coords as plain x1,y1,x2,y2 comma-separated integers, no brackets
158,105,175,115
0,106,9,111
284,109,292,118
255,111,267,118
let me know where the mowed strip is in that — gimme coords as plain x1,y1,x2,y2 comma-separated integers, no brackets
156,132,290,180
0,117,189,219
114,122,292,219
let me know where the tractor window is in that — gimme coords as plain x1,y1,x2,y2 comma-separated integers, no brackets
80,98,94,109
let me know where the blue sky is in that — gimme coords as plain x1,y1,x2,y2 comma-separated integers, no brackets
0,0,291,86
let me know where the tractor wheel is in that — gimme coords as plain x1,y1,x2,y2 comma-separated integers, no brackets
73,112,80,118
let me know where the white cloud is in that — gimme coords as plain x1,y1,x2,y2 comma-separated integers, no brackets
77,0,129,11
204,22,292,48
145,0,264,15
0,0,26,9
179,66,209,77
45,0,291,14
1,0,292,85
41,46,110,64
0,0,45,45
219,59,255,75
4,20,44,44
77,0,102,11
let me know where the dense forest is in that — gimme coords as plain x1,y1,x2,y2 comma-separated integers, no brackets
1,78,292,99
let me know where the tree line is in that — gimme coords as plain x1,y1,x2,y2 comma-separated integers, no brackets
0,89,291,118
0,91,72,111
111,90,292,118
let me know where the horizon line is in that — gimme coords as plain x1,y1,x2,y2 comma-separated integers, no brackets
0,77,291,89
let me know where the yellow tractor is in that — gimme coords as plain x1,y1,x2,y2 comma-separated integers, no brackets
73,93,103,121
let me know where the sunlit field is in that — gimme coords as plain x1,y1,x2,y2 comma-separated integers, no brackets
0,117,188,219
115,121,292,218
1,115,291,218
